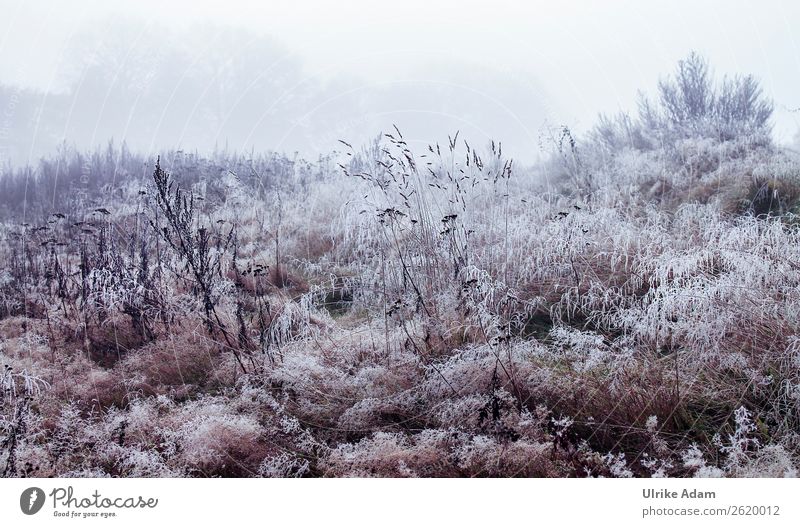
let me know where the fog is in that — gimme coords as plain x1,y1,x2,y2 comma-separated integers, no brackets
1,0,799,165
4,1,800,484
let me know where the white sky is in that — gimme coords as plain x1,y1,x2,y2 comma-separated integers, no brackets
1,0,799,160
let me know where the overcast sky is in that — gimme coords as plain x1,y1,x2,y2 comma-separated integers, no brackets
1,0,799,163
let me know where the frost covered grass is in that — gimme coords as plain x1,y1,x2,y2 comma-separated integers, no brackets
1,55,800,477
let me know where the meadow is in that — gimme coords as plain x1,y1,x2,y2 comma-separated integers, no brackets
1,54,799,477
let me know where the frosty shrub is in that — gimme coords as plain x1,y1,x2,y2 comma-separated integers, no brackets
593,52,773,154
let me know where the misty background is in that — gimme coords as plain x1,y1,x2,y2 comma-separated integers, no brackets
1,0,799,168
